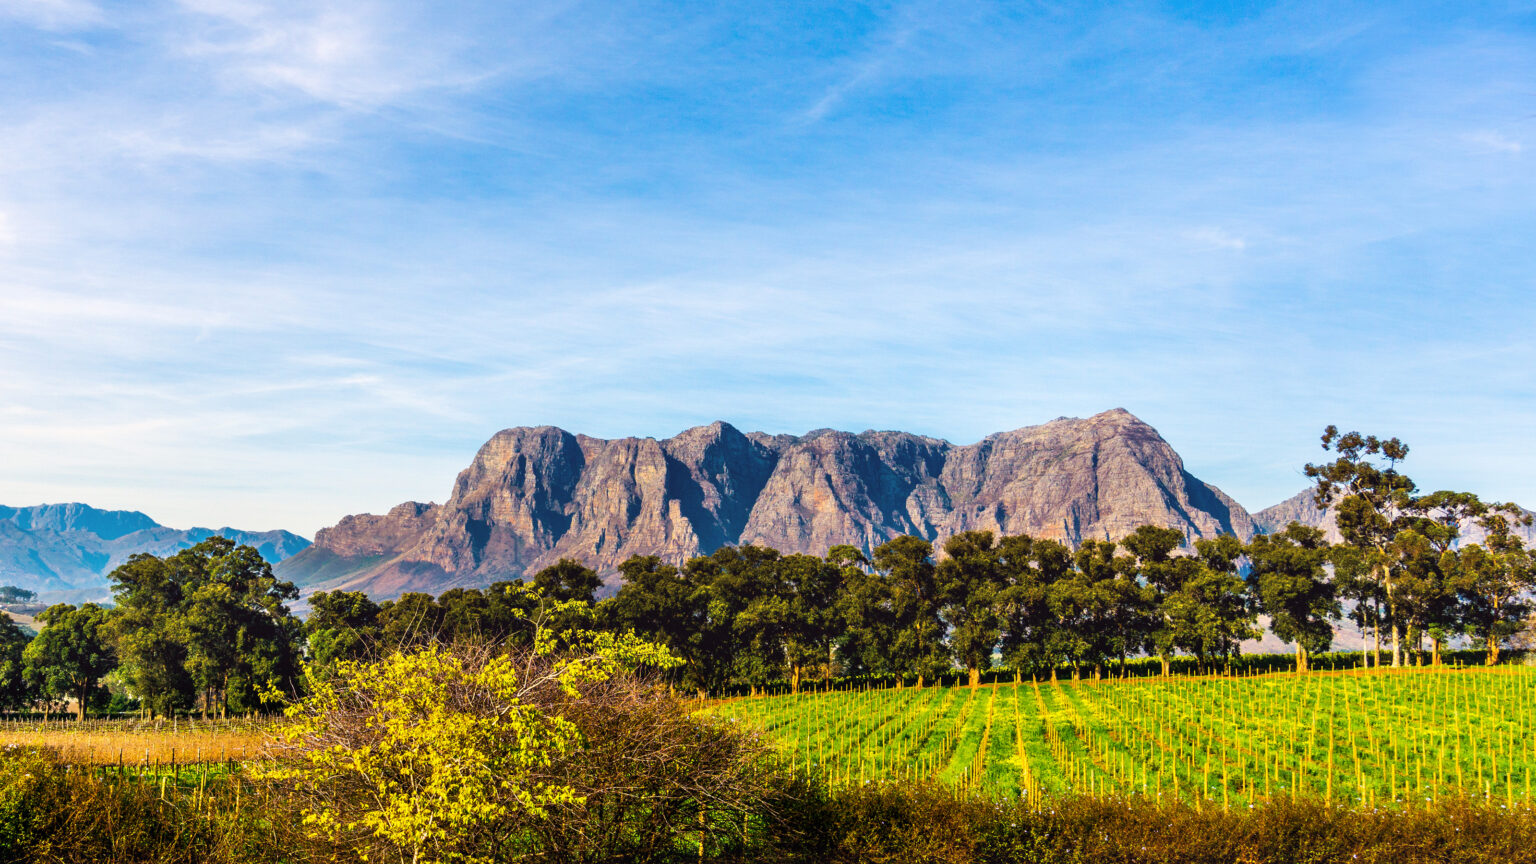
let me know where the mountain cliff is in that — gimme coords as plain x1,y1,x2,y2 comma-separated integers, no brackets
1254,490,1536,546
279,409,1257,599
0,504,310,600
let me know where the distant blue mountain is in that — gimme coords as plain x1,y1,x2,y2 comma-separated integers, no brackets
0,503,161,540
0,503,310,602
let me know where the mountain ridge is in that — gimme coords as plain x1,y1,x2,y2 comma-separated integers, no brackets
0,503,310,600
278,409,1259,599
1253,489,1536,546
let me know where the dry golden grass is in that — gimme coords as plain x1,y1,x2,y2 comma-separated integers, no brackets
0,718,272,765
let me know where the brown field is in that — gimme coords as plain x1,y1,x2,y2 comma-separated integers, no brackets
0,717,272,765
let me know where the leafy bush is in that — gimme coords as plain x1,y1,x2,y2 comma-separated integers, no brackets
266,590,777,864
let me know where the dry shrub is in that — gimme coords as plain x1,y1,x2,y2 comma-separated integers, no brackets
766,783,1536,864
528,668,780,863
0,744,297,864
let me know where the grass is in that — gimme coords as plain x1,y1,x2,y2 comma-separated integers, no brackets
714,665,1536,807
0,717,268,766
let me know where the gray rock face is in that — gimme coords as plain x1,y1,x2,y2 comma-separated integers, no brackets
0,503,310,601
1255,489,1536,547
280,409,1257,600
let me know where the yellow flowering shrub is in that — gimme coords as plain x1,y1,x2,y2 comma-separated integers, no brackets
264,588,679,864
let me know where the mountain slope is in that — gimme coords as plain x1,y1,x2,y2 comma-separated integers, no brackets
280,409,1256,600
1254,490,1536,546
0,504,310,600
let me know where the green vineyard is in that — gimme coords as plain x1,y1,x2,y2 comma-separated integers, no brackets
714,667,1536,807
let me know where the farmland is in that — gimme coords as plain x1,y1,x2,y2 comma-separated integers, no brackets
714,666,1536,807
0,716,266,767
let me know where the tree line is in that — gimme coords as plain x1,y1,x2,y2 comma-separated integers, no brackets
2,426,1531,715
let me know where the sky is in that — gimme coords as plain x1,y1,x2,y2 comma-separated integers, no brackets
0,0,1532,537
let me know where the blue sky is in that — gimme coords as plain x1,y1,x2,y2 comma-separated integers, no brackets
0,0,1532,536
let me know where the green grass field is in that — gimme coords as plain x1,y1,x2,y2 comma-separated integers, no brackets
713,666,1536,807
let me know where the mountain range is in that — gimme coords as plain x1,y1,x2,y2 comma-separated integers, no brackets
0,503,309,601
276,409,1258,598
10,409,1526,606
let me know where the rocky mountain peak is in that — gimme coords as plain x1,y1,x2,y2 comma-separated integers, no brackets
279,411,1259,600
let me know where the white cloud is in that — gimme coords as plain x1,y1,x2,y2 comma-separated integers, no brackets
171,0,503,108
0,0,102,31
1185,227,1249,251
1463,130,1523,154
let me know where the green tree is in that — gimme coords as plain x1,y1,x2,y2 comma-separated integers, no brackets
179,540,302,716
22,603,116,720
737,553,843,693
377,592,447,648
305,590,383,672
1047,540,1134,679
604,556,711,694
1388,528,1459,664
1121,525,1191,677
0,614,33,710
0,586,35,604
1246,523,1338,673
1305,426,1419,667
1449,509,1535,665
936,531,1007,688
436,588,492,642
831,545,894,678
870,535,948,686
110,537,301,717
530,558,603,604
108,552,191,716
688,545,780,694
997,535,1071,678
1173,535,1259,672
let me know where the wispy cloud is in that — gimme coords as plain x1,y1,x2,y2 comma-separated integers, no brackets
1185,227,1248,252
0,1,1533,533
171,0,490,108
1463,130,1523,154
0,0,103,31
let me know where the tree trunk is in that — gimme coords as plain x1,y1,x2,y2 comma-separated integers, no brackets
1432,636,1442,667
1296,643,1307,675
1372,624,1381,669
1488,633,1500,666
916,674,924,689
968,664,979,690
790,663,801,695
1160,654,1171,677
1391,623,1402,669
75,682,87,721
